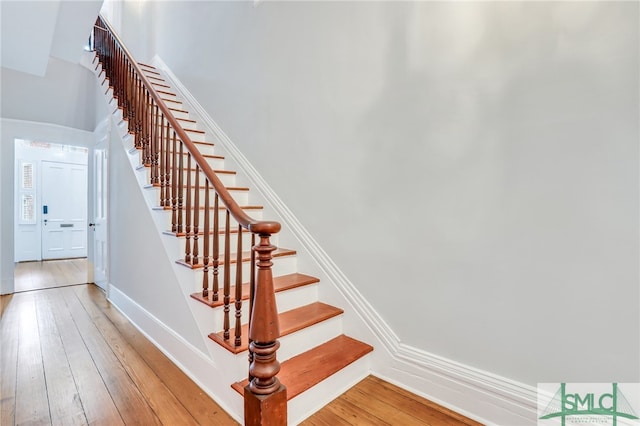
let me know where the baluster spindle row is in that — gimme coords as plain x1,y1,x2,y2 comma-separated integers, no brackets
94,15,285,421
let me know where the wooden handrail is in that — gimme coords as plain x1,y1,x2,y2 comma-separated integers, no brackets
96,16,280,236
94,14,287,425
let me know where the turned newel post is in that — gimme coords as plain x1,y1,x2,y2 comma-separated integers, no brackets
245,227,287,426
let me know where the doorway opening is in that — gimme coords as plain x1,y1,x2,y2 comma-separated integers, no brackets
13,139,89,292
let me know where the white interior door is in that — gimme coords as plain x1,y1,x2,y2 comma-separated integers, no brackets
41,161,88,259
91,146,108,290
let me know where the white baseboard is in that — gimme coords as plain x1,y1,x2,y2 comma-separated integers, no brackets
151,54,537,425
107,284,243,424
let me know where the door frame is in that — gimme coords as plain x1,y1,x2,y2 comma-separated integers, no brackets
40,160,89,260
88,120,110,291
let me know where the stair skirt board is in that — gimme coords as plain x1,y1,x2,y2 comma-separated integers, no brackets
149,54,540,426
92,53,375,425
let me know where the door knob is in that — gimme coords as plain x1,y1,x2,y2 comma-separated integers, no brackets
89,223,96,227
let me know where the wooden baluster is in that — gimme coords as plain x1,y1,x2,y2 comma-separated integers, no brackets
177,141,184,235
223,209,231,340
153,106,160,185
143,91,150,166
136,78,143,147
171,131,178,232
124,62,130,117
158,115,165,204
163,121,171,207
192,165,200,266
113,48,119,99
234,224,243,347
202,180,210,298
150,103,157,183
118,50,124,100
248,232,256,383
127,63,134,121
245,232,286,426
212,194,220,302
146,93,152,167
129,64,135,121
185,154,192,264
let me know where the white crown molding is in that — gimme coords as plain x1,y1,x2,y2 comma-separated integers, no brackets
151,54,538,425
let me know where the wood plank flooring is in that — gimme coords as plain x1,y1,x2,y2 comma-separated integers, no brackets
14,258,88,292
2,281,481,425
303,376,482,426
0,285,237,426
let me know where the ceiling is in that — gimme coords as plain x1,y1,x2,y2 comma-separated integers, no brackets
1,0,104,77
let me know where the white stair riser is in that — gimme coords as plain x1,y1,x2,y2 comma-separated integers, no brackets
161,231,281,269
277,314,342,363
156,208,263,232
138,166,235,186
171,231,267,259
134,151,224,170
206,284,319,333
144,186,250,206
191,143,216,156
157,92,179,102
187,256,298,291
161,97,184,109
288,354,372,425
168,108,190,120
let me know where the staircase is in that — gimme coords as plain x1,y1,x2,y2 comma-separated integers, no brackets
92,17,373,425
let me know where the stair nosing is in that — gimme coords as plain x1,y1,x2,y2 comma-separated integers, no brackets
176,248,297,270
208,302,344,354
230,335,373,399
190,273,320,308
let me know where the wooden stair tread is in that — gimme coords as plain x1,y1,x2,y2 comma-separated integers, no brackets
139,62,156,69
169,106,188,113
176,117,197,124
208,302,343,354
191,273,320,307
192,140,214,146
162,98,183,105
176,247,296,269
182,127,205,134
231,335,373,399
143,68,161,76
152,81,171,89
157,90,177,97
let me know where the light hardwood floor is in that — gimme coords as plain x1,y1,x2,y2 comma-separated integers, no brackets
0,284,237,426
14,258,88,292
303,376,482,425
1,281,481,425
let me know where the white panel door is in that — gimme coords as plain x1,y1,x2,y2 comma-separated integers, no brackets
42,161,88,259
91,147,108,290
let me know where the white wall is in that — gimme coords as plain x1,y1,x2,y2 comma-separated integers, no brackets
106,119,208,353
1,57,97,131
0,119,94,294
118,1,639,387
0,0,60,76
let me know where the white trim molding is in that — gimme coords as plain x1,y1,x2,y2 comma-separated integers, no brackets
152,55,538,425
107,284,243,424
